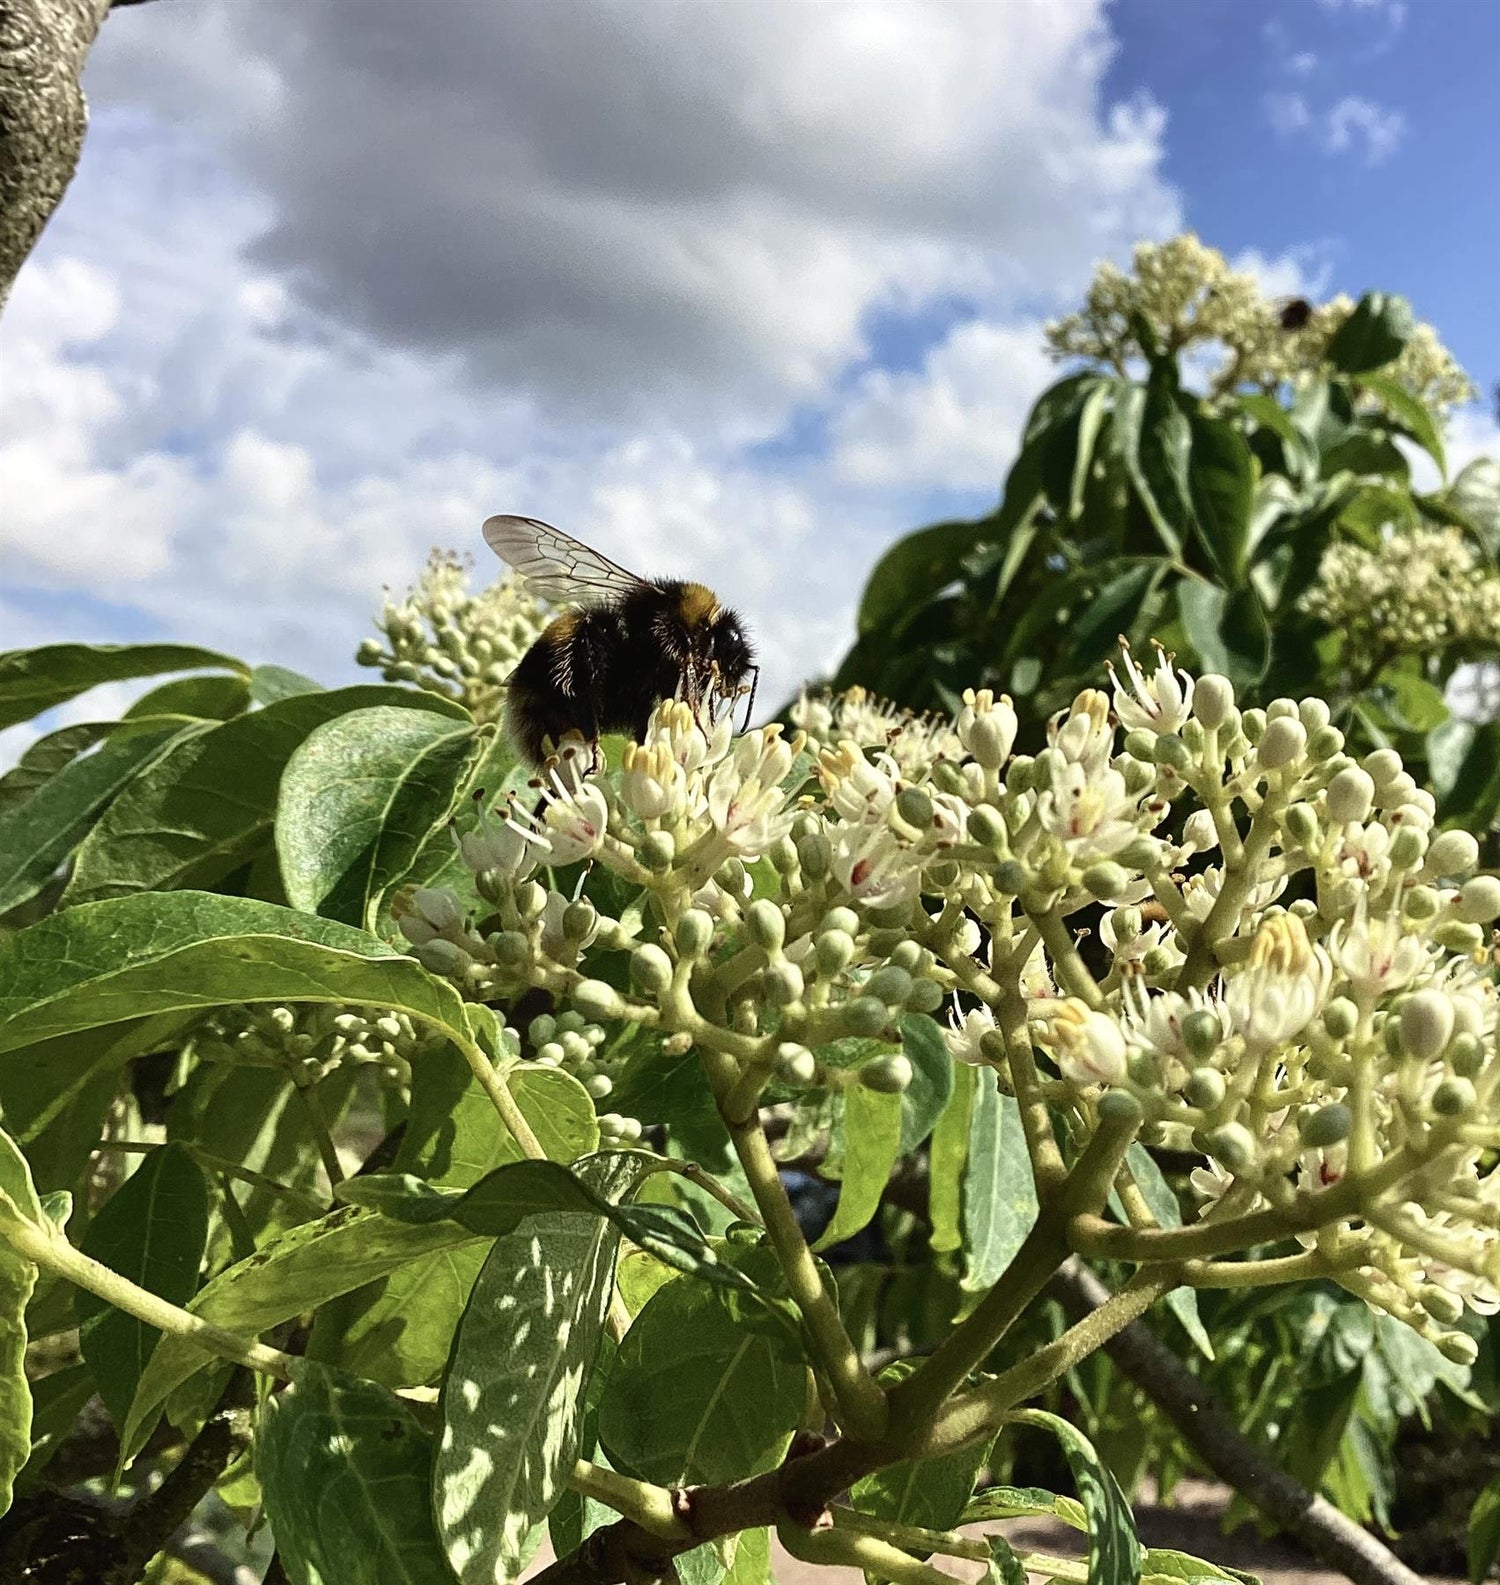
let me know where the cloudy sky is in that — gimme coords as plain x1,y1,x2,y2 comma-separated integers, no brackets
2,0,1497,751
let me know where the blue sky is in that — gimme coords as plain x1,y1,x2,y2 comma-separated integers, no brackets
1,0,1496,761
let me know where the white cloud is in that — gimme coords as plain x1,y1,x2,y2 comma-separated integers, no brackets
1264,92,1313,138
1264,90,1405,164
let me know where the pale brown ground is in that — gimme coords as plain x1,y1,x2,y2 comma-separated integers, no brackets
526,1480,1465,1585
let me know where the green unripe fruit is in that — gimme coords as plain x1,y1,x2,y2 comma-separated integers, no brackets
906,978,945,1014
823,906,860,937
1184,1067,1226,1111
844,997,889,1037
765,960,805,1007
1426,828,1479,877
1299,1102,1351,1148
1123,728,1157,763
641,829,677,871
1192,674,1236,730
815,930,857,977
1456,875,1500,924
1325,766,1375,825
895,786,934,829
1431,1076,1476,1117
515,880,549,921
572,979,626,1023
968,804,1006,848
1206,1123,1256,1175
776,1043,818,1086
563,899,598,942
746,899,787,954
630,944,674,996
1418,1285,1466,1325
675,909,716,958
1181,1009,1223,1062
1082,861,1131,901
866,965,914,1006
859,1054,913,1094
1097,1089,1143,1125
797,833,833,879
1449,1032,1484,1079
490,931,529,968
528,1014,557,1047
1400,990,1455,1062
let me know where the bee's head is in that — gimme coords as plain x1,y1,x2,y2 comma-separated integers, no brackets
673,584,756,722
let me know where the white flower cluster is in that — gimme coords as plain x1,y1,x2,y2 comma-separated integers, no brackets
1045,233,1474,409
184,1001,441,1091
393,647,1500,1355
1302,527,1500,666
356,550,548,722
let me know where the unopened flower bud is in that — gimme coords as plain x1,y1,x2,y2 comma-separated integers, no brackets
1431,1076,1476,1117
1389,825,1427,870
414,939,469,976
661,1031,694,1057
1192,674,1236,730
411,886,464,934
1433,920,1484,954
1206,1123,1256,1175
895,786,934,830
1267,698,1297,721
1326,767,1375,826
641,830,677,872
1363,748,1403,788
1257,716,1306,770
535,1040,565,1067
1123,729,1157,762
1181,1011,1223,1062
823,906,860,937
675,909,716,957
1426,829,1479,877
1240,708,1266,744
1455,875,1500,924
776,1043,817,1086
1400,990,1455,1062
515,880,548,922
1307,725,1343,760
1078,861,1128,902
1283,802,1319,847
815,930,857,977
992,860,1028,895
563,899,598,942
630,944,674,997
1182,809,1218,853
1298,698,1331,732
1437,1330,1480,1367
968,805,1006,848
1115,835,1161,869
1097,1089,1143,1125
866,965,914,1006
746,899,786,954
1450,1032,1484,1079
1418,1286,1466,1325
844,997,889,1037
1299,1103,1351,1147
572,979,626,1023
859,1053,913,1094
1151,734,1191,774
797,832,832,879
770,836,801,876
887,940,921,972
490,931,529,967
1005,754,1035,793
765,960,805,1006
1402,886,1441,922
906,978,945,1014
1110,906,1142,946
718,858,748,895
1184,1068,1226,1110
585,1073,613,1100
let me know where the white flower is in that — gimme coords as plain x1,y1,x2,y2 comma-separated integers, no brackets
832,822,922,911
1041,997,1129,1087
620,741,690,822
1109,642,1194,736
955,688,1018,769
818,742,900,824
1224,914,1330,1051
705,726,802,856
1190,1157,1234,1210
1181,866,1285,924
1036,762,1141,863
644,699,733,774
790,690,835,741
530,778,610,865
1330,899,1428,1002
459,804,544,878
1334,822,1393,888
1049,690,1115,776
1123,981,1230,1067
946,1005,998,1066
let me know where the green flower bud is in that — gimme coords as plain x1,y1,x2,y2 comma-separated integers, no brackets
1402,885,1441,922
797,832,833,879
1382,1016,1404,1058
536,1041,566,1067
906,977,945,1014
1325,767,1375,826
928,760,966,795
515,880,549,921
1267,697,1298,721
1437,1330,1480,1368
895,786,934,830
1109,906,1142,946
968,804,1006,848
572,979,626,1023
1389,824,1428,871
815,929,857,977
630,944,674,997
859,1053,913,1094
1362,748,1403,788
1418,1287,1466,1325
1283,802,1320,847
1115,835,1161,869
1307,725,1345,761
528,1014,557,1047
776,1043,818,1086
1122,759,1155,796
717,857,747,893
866,965,914,1006
992,860,1028,895
1456,875,1500,924
770,835,801,876
1299,1102,1351,1147
746,899,787,954
1400,990,1456,1062
1123,728,1157,762
1433,920,1484,954
1240,707,1266,745
641,829,677,872
823,906,860,937
1184,1067,1226,1110
490,931,529,967
887,940,922,971
585,1073,613,1100
1097,1088,1143,1125
1426,828,1479,877
1192,674,1236,731
1206,1122,1257,1175
563,899,598,942
1153,735,1193,773
556,1011,585,1034
1181,1010,1223,1062
765,959,805,1007
1127,1049,1159,1087
1449,1032,1484,1079
560,1031,592,1064
675,908,716,958
1180,718,1205,754
1431,1076,1476,1117
979,1029,1007,1065
844,997,890,1037
1006,755,1035,793
1082,861,1131,901
356,637,385,664
1257,716,1307,769
1298,697,1332,732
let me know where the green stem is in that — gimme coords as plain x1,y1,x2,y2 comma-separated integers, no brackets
461,1040,546,1159
566,1460,688,1541
996,988,1068,1193
829,1507,990,1563
778,1521,964,1585
1174,793,1284,992
292,1078,344,1189
1,1214,296,1382
650,1159,761,1226
1026,905,1104,1009
1183,1249,1354,1287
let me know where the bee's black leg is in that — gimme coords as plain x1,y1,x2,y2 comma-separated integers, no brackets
741,665,759,732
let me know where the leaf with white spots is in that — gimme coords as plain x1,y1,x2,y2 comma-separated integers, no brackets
434,1152,650,1585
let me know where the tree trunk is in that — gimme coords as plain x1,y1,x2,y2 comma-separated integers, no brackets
0,0,114,311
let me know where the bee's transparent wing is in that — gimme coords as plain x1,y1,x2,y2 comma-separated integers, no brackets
482,515,647,604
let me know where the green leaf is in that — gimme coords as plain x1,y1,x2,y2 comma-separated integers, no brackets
1325,292,1414,375
1442,456,1500,560
812,1083,902,1251
1185,410,1255,586
1006,1409,1141,1585
1115,382,1192,556
1357,373,1446,479
1437,719,1500,831
77,1142,209,1429
0,892,472,1062
258,1361,453,1585
308,1061,598,1386
927,1061,973,1256
0,1128,45,1518
14,1360,94,1492
66,686,468,908
1469,1473,1500,1585
1141,1549,1256,1584
122,1201,482,1464
1237,393,1315,483
1176,581,1270,690
125,672,253,722
277,705,479,928
434,1152,646,1585
984,1536,1029,1585
250,664,324,704
339,1154,754,1295
0,724,186,916
897,1013,954,1155
0,643,247,732
963,1484,1087,1530
858,519,982,640
1375,668,1449,734
962,1070,1037,1293
1123,1145,1212,1361
1068,382,1114,521
597,1257,803,1486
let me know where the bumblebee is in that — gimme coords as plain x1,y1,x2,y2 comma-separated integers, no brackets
483,514,757,766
